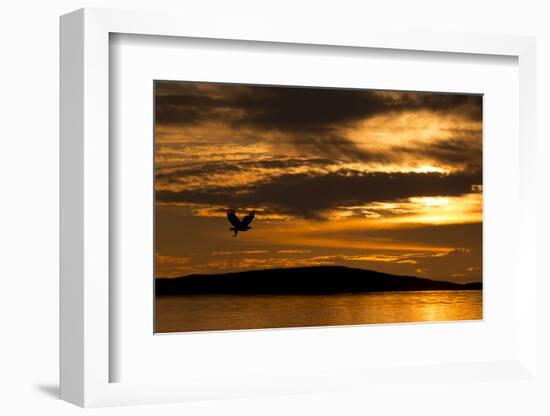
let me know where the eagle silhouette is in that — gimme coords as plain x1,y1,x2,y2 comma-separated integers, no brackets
226,209,255,237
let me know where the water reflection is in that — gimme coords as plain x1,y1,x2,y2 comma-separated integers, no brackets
156,290,482,333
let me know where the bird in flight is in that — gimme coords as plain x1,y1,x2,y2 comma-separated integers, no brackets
226,209,255,237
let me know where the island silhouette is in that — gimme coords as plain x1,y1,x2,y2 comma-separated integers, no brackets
155,265,482,295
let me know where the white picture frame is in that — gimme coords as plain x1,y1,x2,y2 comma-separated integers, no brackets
60,7,538,408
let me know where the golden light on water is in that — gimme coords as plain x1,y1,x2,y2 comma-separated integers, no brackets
156,290,483,332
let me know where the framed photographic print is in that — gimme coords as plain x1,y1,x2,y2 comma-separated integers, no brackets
153,80,483,334
60,8,539,408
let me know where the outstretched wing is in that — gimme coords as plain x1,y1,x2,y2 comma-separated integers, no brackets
226,209,241,228
240,211,255,227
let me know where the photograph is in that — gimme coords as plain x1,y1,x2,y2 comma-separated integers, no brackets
154,80,483,333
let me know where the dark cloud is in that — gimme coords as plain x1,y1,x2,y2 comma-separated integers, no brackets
285,134,388,163
387,92,482,122
155,82,482,130
231,87,389,132
234,89,482,132
155,82,482,166
157,169,481,219
393,136,482,170
155,90,222,124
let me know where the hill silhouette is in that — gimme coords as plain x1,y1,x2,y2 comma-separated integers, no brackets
155,265,482,295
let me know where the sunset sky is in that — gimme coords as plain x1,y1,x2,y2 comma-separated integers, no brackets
154,81,482,283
